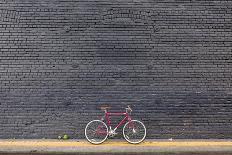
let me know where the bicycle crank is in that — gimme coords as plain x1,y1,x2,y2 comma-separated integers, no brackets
108,129,117,137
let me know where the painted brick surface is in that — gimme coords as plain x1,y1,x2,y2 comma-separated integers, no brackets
0,0,231,139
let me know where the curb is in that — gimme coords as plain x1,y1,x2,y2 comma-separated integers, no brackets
0,139,231,154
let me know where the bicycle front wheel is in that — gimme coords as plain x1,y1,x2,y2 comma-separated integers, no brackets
85,120,108,144
123,120,146,144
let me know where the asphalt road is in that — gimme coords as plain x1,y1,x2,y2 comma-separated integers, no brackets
1,152,232,155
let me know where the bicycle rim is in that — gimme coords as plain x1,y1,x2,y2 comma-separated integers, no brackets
85,120,108,144
123,120,146,144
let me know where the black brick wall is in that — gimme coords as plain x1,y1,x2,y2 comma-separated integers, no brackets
0,0,231,139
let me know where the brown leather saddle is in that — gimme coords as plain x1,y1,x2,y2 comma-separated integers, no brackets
100,105,111,111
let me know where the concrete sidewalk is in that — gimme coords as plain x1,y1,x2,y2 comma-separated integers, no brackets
0,139,232,154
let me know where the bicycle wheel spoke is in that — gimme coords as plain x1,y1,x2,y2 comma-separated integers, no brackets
123,120,146,144
85,120,108,144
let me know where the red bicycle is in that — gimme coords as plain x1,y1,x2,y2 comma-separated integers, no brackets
85,105,146,144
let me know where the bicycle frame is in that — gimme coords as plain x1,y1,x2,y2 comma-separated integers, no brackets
104,110,131,131
85,106,146,144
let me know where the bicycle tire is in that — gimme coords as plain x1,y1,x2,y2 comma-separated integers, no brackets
85,120,108,144
123,120,146,144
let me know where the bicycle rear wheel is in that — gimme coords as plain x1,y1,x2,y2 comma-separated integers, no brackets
123,120,146,144
85,120,108,144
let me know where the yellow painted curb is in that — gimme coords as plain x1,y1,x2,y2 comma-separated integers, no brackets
0,141,232,147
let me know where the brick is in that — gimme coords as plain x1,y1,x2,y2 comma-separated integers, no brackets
0,0,231,139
